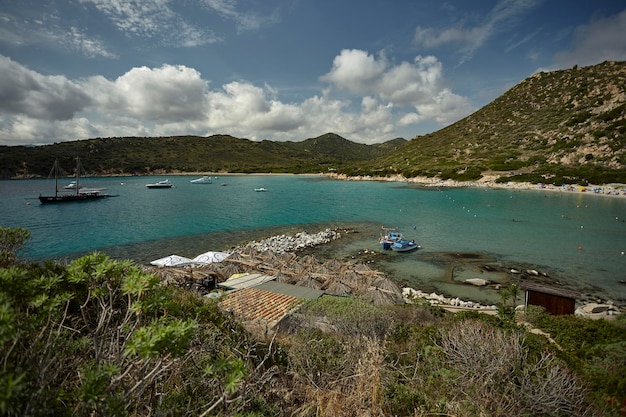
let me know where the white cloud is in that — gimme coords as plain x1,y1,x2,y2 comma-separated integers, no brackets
0,56,92,120
414,0,539,63
100,65,210,122
415,89,474,125
378,56,443,106
80,0,221,46
553,10,626,68
321,50,474,126
0,11,117,58
200,0,280,32
0,49,473,146
320,49,387,95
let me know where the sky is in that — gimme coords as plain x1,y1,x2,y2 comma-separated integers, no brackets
1,0,625,146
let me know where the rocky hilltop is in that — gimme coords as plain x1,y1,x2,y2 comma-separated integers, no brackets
357,61,626,184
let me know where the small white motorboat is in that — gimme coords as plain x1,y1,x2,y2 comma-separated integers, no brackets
190,176,213,184
254,188,267,192
64,181,84,190
146,179,172,188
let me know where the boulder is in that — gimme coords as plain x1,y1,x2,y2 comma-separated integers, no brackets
465,278,489,286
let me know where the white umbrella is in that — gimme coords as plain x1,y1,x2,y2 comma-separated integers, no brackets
192,251,231,264
150,255,193,267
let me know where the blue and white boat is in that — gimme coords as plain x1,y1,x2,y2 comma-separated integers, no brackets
391,239,420,252
379,226,420,252
379,227,403,250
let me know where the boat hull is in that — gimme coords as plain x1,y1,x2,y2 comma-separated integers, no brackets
391,241,420,252
39,194,109,203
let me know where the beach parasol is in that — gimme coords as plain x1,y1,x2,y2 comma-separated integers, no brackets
297,275,322,289
150,254,193,267
326,280,352,296
192,251,231,264
364,286,402,305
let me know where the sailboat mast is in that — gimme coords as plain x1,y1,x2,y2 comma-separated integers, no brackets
54,159,59,198
75,157,80,196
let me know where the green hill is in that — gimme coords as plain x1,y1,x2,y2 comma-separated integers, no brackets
343,61,626,184
0,133,406,178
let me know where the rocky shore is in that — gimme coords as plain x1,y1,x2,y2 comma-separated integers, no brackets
150,227,622,319
327,172,626,198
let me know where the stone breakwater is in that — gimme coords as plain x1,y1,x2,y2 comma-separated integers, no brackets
233,228,342,255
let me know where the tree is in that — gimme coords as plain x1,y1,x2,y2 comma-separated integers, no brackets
0,227,30,267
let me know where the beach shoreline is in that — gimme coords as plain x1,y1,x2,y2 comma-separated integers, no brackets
326,172,626,199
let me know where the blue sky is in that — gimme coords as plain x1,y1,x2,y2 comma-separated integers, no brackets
1,0,625,146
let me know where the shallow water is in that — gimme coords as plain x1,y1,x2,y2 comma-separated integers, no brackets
1,175,625,304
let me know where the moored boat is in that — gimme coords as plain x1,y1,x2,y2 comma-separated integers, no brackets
39,158,112,204
391,239,420,252
64,181,84,190
380,226,421,252
379,227,403,250
146,179,173,188
190,176,213,184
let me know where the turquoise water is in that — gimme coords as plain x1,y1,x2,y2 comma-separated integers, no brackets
1,175,625,303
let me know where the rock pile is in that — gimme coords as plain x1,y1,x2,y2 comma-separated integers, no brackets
234,228,341,254
402,287,498,312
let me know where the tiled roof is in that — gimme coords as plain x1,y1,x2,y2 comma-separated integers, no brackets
218,287,303,325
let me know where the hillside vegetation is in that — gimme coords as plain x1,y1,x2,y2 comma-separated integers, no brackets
0,134,406,178
343,61,626,184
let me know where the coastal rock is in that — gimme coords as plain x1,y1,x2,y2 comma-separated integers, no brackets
465,278,490,286
580,303,610,314
402,287,497,312
575,302,622,319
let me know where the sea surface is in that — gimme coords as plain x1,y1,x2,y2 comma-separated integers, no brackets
1,174,625,305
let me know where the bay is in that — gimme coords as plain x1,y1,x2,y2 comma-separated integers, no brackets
1,174,625,305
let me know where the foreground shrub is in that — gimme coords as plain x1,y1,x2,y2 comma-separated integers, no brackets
436,320,595,416
0,250,278,416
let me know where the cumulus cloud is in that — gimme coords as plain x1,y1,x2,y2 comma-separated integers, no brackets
321,50,473,126
553,10,626,68
0,56,92,120
0,47,474,146
102,65,209,121
320,49,387,95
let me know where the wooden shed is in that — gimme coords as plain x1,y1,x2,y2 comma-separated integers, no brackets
522,283,580,315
